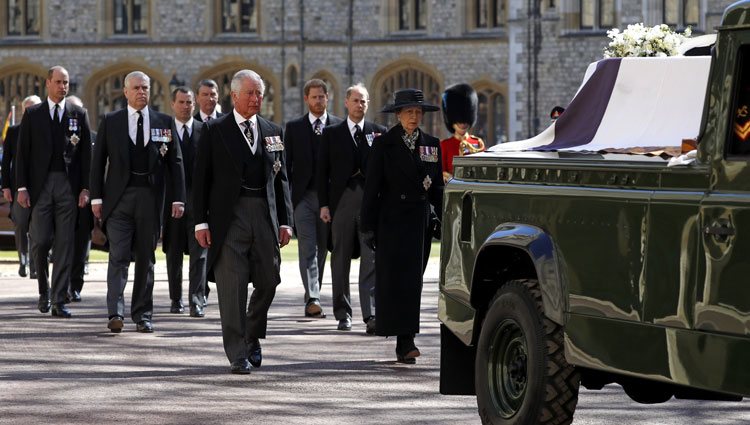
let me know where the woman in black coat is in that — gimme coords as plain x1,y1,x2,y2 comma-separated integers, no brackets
361,89,444,364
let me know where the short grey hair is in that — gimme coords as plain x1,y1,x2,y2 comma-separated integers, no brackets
230,70,265,96
66,95,83,108
346,83,369,100
22,95,42,112
124,71,150,89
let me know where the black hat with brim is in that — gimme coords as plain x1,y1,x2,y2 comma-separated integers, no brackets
381,89,440,113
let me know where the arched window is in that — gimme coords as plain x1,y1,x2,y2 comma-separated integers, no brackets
2,0,41,36
200,66,277,122
373,62,442,137
88,69,166,128
287,65,298,89
474,84,508,146
0,70,45,124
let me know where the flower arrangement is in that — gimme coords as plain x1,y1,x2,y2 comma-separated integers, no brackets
604,23,692,58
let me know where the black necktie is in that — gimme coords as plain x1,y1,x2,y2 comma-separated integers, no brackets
244,120,255,148
52,103,60,123
136,110,144,147
182,124,191,146
313,118,322,136
354,124,365,167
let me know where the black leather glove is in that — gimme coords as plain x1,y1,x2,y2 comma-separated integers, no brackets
429,209,441,241
362,231,377,251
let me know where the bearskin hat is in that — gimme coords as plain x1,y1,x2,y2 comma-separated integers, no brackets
441,83,478,133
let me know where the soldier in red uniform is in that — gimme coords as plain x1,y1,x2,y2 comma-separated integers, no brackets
440,83,485,183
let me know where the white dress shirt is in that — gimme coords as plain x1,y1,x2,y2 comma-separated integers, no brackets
127,105,150,145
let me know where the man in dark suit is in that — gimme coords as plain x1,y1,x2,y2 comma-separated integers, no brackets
2,95,41,278
16,66,92,318
193,78,224,306
318,84,386,333
91,71,186,334
67,95,94,303
162,86,207,317
193,69,293,375
194,79,224,123
284,79,342,318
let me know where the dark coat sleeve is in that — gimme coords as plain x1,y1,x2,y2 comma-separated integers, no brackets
78,108,93,192
90,115,109,201
192,120,213,226
14,111,33,191
1,126,18,191
166,120,186,205
274,127,294,228
283,121,295,194
361,134,386,234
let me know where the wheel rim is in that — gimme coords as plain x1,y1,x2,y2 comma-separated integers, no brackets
487,318,528,419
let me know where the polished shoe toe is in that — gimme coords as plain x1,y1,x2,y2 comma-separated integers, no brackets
337,318,352,331
37,294,51,313
365,316,376,335
18,264,27,277
51,304,72,318
230,359,251,374
170,300,184,314
136,320,154,333
70,291,82,302
248,339,262,368
108,316,124,333
189,304,205,318
304,298,326,318
29,270,37,279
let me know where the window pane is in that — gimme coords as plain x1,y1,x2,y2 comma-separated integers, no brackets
492,93,506,145
398,0,409,30
476,92,489,143
493,0,505,28
416,0,426,30
7,0,22,35
222,0,237,32
580,0,594,29
684,0,699,26
240,0,256,32
600,0,614,28
133,0,148,34
114,0,127,34
476,0,487,28
664,0,678,26
26,0,40,35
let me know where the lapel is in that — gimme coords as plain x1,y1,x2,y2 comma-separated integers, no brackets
387,126,420,187
190,120,202,159
256,116,276,178
116,109,131,170
39,101,52,150
147,109,163,171
335,120,355,165
218,113,249,175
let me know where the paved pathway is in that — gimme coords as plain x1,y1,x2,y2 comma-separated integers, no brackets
0,257,747,424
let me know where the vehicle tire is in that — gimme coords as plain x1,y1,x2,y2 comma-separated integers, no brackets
475,279,580,425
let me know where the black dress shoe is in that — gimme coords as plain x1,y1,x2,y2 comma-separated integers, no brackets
18,264,27,277
189,304,205,318
230,359,251,374
396,335,420,364
136,320,154,333
70,291,82,302
51,304,72,318
30,270,37,279
37,293,51,313
248,338,262,368
108,316,124,333
304,298,324,318
170,300,184,314
337,317,352,331
365,316,376,335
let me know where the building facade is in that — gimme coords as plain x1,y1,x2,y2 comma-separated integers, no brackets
0,0,734,145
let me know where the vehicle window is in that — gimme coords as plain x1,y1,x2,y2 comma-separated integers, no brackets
728,45,750,156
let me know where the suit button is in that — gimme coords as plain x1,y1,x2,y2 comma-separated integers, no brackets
400,194,406,200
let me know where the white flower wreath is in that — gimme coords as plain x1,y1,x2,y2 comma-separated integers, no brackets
604,23,692,58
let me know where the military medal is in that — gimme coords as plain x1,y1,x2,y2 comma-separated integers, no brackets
68,118,78,132
159,143,168,157
366,133,375,146
419,146,438,162
273,159,282,174
265,136,284,152
423,175,432,191
70,134,79,146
